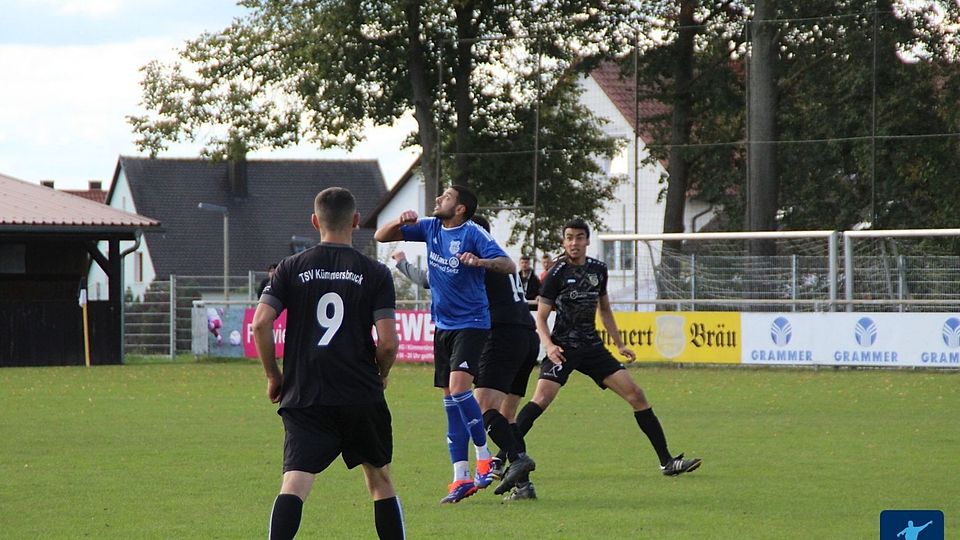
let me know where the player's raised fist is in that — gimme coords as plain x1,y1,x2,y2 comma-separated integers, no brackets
399,210,419,224
457,252,480,267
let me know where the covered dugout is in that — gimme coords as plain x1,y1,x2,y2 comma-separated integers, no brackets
1,173,160,366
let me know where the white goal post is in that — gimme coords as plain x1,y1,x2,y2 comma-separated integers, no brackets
599,229,960,312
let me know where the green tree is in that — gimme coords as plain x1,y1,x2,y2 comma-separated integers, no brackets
630,0,960,247
775,0,960,234
129,0,636,254
629,0,747,237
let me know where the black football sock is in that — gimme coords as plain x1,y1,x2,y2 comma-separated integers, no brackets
512,422,527,454
269,493,303,540
634,408,673,466
483,409,521,461
374,497,405,540
515,401,544,437
511,421,533,483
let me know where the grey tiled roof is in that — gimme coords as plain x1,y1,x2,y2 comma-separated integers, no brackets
112,156,386,278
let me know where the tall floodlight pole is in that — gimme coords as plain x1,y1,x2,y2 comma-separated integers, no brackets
198,202,229,300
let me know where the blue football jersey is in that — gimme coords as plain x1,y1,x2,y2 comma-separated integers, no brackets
401,217,507,330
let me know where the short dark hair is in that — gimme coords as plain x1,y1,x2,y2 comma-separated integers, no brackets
314,187,356,230
451,184,478,220
520,255,531,261
470,214,490,232
562,218,590,239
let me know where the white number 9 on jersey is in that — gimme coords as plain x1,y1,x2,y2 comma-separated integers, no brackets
316,292,344,346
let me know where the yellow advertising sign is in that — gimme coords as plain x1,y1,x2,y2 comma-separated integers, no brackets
597,311,741,364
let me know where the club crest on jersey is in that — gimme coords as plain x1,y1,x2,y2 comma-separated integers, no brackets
587,273,599,287
448,240,461,255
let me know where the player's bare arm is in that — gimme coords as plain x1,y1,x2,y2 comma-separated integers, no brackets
374,210,419,242
598,294,636,362
251,302,283,402
535,299,565,364
374,317,399,388
457,253,516,274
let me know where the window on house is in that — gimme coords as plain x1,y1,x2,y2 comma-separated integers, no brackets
134,252,143,283
620,241,635,271
602,239,636,271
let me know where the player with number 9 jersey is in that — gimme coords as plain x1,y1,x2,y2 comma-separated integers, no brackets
260,243,396,409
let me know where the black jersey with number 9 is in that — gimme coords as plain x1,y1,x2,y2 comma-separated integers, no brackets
261,243,395,408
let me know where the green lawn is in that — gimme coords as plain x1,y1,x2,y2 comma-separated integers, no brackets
1,361,956,538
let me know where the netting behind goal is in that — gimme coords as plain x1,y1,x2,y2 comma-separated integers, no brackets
605,234,835,312
845,235,960,312
603,230,960,312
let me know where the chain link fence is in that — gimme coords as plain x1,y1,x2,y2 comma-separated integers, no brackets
126,230,960,358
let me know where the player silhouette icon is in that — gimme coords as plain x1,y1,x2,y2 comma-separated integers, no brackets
897,520,933,540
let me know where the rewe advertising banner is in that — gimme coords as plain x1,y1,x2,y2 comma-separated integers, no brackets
239,308,434,362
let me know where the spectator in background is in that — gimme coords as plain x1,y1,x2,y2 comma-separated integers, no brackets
256,263,278,299
518,255,540,302
538,253,555,282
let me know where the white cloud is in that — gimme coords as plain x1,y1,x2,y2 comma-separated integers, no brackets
0,38,418,189
0,39,184,185
9,0,127,18
54,0,125,18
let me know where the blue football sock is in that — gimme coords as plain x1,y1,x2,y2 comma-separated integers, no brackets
451,390,487,448
444,396,469,464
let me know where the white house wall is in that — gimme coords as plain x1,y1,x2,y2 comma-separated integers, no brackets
374,174,427,270
86,166,156,301
373,73,710,304
372,173,531,275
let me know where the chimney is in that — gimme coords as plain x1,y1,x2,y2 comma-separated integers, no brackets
227,156,248,198
40,180,54,188
89,180,103,191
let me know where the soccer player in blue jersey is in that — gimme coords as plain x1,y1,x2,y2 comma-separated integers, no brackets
253,187,405,539
375,185,516,503
515,218,701,481
390,214,538,500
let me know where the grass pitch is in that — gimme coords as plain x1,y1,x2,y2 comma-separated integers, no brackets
1,360,956,538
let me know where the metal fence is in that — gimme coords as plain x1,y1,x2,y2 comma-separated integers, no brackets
600,229,960,313
125,229,960,356
124,271,268,357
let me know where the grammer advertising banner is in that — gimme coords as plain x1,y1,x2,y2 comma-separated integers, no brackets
741,312,960,367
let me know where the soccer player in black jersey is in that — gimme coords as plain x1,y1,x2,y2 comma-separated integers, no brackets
515,218,702,478
252,187,405,540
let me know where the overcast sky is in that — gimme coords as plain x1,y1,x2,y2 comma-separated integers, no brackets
0,0,417,190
